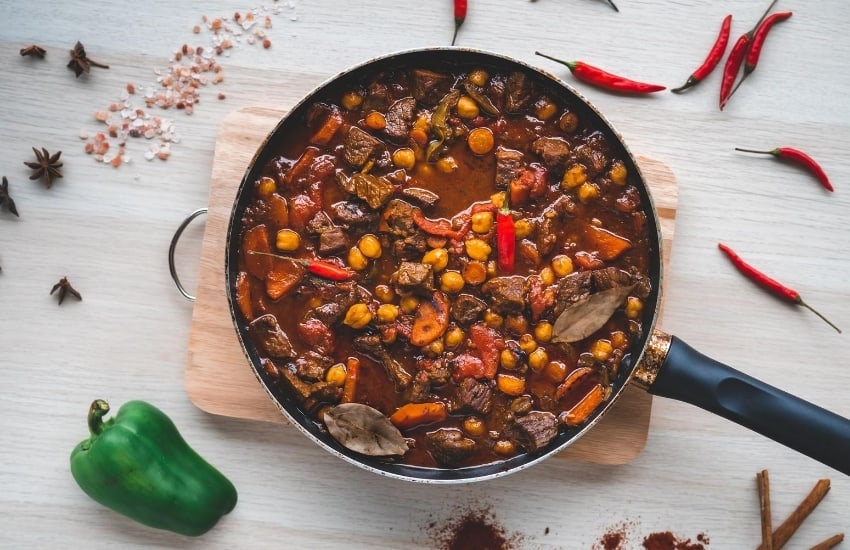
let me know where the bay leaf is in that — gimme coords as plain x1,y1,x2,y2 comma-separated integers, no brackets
551,284,635,344
323,403,409,457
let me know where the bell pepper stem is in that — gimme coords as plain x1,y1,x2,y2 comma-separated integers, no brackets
88,399,111,436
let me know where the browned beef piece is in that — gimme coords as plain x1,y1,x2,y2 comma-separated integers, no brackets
308,381,343,404
417,357,451,386
536,216,558,256
307,284,367,326
305,210,334,235
392,233,428,259
592,267,633,291
408,370,432,403
495,147,523,189
280,367,313,400
550,195,577,216
353,333,412,389
400,187,439,208
297,318,335,355
383,199,418,237
343,126,384,168
411,69,452,106
318,227,347,256
385,97,417,141
451,293,487,325
532,137,571,171
394,261,435,294
517,239,541,267
574,131,610,177
362,81,389,112
293,351,333,381
329,200,379,227
452,378,493,415
248,314,294,358
505,71,533,113
503,411,558,452
482,276,528,315
426,428,476,467
553,271,592,316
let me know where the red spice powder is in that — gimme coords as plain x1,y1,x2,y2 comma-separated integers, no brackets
429,509,522,550
642,531,707,550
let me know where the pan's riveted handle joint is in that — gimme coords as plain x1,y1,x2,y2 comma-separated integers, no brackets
631,330,672,390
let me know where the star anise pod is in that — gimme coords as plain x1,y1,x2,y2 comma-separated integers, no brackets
20,44,46,58
1,177,19,217
67,41,109,78
24,147,63,188
51,277,82,305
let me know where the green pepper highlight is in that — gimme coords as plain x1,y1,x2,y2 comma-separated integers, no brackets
70,399,238,537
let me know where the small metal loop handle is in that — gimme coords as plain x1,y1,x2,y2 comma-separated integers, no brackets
168,208,208,302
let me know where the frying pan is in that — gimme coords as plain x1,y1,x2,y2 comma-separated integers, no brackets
218,48,850,482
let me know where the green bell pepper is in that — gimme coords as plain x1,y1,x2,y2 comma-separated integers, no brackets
70,399,238,537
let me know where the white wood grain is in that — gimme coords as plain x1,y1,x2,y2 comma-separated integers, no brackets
1,1,849,548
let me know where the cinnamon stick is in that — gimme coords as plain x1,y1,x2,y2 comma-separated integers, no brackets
756,479,831,550
809,533,844,550
757,470,773,550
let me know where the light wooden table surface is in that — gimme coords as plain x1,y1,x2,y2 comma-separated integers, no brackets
1,1,849,548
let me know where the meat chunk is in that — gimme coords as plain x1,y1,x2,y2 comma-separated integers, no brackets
407,370,433,403
318,227,347,255
400,187,440,208
393,261,435,294
362,81,389,112
553,271,592,316
574,131,610,177
382,199,419,237
536,216,559,256
293,351,333,382
411,69,452,106
279,365,341,404
329,200,380,227
452,378,493,415
532,137,571,171
503,411,558,452
505,71,533,113
482,276,528,316
451,293,487,325
335,172,395,210
426,428,476,467
353,333,413,390
343,126,384,168
495,147,523,189
384,97,417,141
591,267,633,291
248,314,294,358
297,318,335,355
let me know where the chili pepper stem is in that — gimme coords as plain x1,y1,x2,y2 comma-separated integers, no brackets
735,147,778,156
451,21,461,46
88,399,110,436
797,299,842,334
534,51,575,71
604,0,619,12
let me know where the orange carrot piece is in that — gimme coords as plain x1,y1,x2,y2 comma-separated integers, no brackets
283,146,319,185
564,383,604,426
410,291,450,346
309,112,343,145
341,357,360,403
235,271,254,320
242,224,272,279
462,261,487,286
389,402,448,429
585,225,632,260
268,193,289,229
265,258,305,300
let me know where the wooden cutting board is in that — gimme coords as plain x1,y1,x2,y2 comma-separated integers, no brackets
184,106,678,466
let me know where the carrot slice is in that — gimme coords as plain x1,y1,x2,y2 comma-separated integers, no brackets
265,258,305,300
242,224,272,279
309,112,343,145
585,225,632,261
389,402,448,429
554,366,594,401
283,146,319,185
564,384,604,426
235,271,254,320
341,357,360,404
268,193,289,229
410,291,450,346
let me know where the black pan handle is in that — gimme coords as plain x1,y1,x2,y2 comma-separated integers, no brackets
648,335,850,476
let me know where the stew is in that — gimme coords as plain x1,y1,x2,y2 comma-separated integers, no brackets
233,60,653,469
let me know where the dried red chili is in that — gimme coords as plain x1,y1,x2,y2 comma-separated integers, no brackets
496,208,515,273
248,251,354,281
719,0,778,110
735,147,834,192
717,243,841,333
535,52,665,94
671,14,732,94
726,11,792,101
451,0,467,46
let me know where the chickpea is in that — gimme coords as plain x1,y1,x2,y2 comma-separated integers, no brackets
625,296,644,319
534,322,554,343
422,248,449,272
497,374,526,397
358,234,382,259
364,111,386,131
513,219,533,239
465,238,492,262
471,211,494,234
539,266,556,286
562,164,587,189
347,246,369,271
551,255,574,277
577,182,600,203
483,310,503,328
343,303,372,329
275,229,300,252
440,270,465,293
492,439,517,457
528,347,549,371
456,95,480,119
436,156,458,173
341,90,363,111
415,163,434,179
374,284,395,303
518,333,537,354
257,176,276,198
376,303,399,323
500,348,518,370
400,295,420,314
504,314,528,336
409,127,429,148
444,326,465,349
490,191,506,209
392,148,416,170
325,363,347,386
543,361,568,384
426,339,445,356
535,97,558,121
558,111,580,133
610,330,628,349
609,160,628,185
591,340,614,362
463,416,487,437
467,127,495,155
468,69,489,87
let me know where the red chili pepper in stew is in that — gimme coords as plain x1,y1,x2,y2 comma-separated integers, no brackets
535,52,665,94
451,0,467,46
717,243,840,333
671,14,732,94
247,251,354,281
735,147,834,192
725,11,792,101
496,207,515,273
719,0,778,110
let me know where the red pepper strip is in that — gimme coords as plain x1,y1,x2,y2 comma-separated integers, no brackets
735,147,834,192
451,0,467,46
719,0,778,110
247,251,354,281
412,208,466,241
671,14,732,94
726,11,793,101
496,210,515,273
535,52,665,94
717,243,841,333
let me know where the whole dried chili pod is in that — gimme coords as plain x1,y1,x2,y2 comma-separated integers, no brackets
735,147,834,192
726,11,793,101
718,243,841,333
535,51,666,93
719,0,778,110
671,14,732,94
451,0,467,46
496,197,516,273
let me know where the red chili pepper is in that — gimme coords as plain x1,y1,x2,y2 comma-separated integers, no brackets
719,0,778,110
735,147,834,192
412,209,467,241
726,11,792,101
717,243,840,333
451,0,467,46
535,52,665,94
247,251,354,281
671,14,732,94
496,208,515,273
